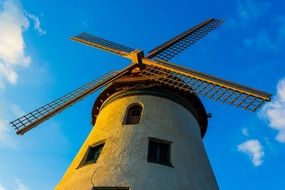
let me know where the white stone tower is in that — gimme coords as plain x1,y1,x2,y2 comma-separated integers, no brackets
55,79,219,190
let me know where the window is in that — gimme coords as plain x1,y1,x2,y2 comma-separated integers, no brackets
92,187,129,190
148,138,172,167
80,143,104,166
124,104,143,125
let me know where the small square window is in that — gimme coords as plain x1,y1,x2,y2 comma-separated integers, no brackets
80,143,104,167
148,137,172,167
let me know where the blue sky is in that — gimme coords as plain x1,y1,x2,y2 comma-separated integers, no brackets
0,0,284,189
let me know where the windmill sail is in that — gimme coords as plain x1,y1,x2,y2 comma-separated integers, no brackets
146,18,224,61
71,32,136,59
10,18,272,135
10,65,134,135
140,59,271,111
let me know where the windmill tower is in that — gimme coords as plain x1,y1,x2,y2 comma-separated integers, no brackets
10,18,271,190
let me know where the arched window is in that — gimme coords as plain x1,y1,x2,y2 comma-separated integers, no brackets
124,104,143,125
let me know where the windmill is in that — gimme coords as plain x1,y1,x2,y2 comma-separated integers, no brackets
10,18,271,190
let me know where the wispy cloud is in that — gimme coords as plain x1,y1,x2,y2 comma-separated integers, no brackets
14,179,29,190
242,127,249,136
0,102,24,147
0,0,46,91
0,0,31,90
0,118,12,147
243,30,277,51
236,0,270,23
238,139,264,166
0,184,6,190
260,77,285,143
0,178,29,190
242,19,285,52
230,1,285,52
0,97,26,148
10,104,25,118
276,16,285,42
25,12,46,35
228,0,270,29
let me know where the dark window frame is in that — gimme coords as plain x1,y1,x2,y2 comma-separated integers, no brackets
78,141,105,168
123,103,143,125
92,187,130,190
147,137,173,167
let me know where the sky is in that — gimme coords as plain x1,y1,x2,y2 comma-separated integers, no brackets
0,0,284,189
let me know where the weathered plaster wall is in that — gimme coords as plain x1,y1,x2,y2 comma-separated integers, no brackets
56,94,218,190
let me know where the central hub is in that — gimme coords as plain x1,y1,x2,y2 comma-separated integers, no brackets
130,49,144,64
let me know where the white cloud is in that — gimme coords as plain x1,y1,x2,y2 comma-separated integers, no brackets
0,0,31,90
238,139,264,166
236,0,270,23
26,12,46,35
0,0,46,91
0,64,18,85
0,184,6,190
14,179,29,190
260,77,285,142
